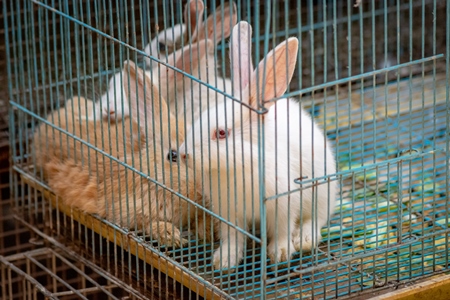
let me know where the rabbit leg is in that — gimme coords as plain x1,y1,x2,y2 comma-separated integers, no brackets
150,221,189,248
266,202,297,264
213,220,246,270
292,217,322,252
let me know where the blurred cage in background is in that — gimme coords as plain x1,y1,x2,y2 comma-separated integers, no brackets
3,1,450,300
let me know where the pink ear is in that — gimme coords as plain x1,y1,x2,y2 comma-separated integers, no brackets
184,0,204,39
230,21,253,96
248,37,299,109
191,1,237,43
122,60,169,135
170,39,213,80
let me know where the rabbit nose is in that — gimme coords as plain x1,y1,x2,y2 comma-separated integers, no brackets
181,153,188,160
167,150,178,162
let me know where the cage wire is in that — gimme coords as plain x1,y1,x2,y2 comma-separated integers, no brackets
1,87,139,298
1,55,169,300
3,0,450,299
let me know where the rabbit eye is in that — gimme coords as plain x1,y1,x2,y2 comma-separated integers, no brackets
158,42,166,51
216,129,228,139
167,149,178,162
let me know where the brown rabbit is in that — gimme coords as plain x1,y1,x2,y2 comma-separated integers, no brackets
33,61,212,246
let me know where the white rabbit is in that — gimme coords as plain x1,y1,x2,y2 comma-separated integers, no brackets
97,0,203,121
143,23,186,68
98,1,237,130
178,21,337,270
150,1,237,129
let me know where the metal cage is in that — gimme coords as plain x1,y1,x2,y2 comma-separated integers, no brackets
3,0,450,299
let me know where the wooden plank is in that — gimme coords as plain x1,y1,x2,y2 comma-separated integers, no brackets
371,274,450,300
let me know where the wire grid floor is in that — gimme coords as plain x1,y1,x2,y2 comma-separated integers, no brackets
0,191,144,299
0,166,149,300
164,69,449,299
3,184,202,300
18,66,449,299
0,246,141,299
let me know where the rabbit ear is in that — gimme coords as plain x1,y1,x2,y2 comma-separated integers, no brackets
184,0,204,38
122,60,169,138
165,39,214,81
191,1,237,43
230,21,253,96
247,37,299,110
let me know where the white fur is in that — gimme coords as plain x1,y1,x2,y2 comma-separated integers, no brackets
92,72,130,121
98,0,198,121
96,22,186,122
144,23,187,67
151,41,233,129
157,1,236,129
179,21,337,270
98,0,237,129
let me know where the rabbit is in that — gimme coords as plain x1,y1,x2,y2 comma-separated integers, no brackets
178,21,337,269
99,1,237,130
33,61,213,246
98,0,204,122
152,1,236,129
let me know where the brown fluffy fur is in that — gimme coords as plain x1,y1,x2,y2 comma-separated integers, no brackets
32,62,213,246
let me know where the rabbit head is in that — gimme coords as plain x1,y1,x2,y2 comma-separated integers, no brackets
144,23,187,67
147,0,236,74
99,72,130,120
179,21,299,173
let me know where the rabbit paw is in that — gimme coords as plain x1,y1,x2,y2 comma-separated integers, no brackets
161,234,189,248
213,244,243,270
170,234,189,248
267,238,296,264
152,222,188,248
292,226,318,252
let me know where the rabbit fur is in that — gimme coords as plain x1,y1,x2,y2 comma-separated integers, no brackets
99,1,237,130
150,0,236,129
98,0,204,121
143,0,205,67
33,61,213,247
178,21,337,269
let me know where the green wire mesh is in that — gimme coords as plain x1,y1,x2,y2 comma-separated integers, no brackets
2,0,449,299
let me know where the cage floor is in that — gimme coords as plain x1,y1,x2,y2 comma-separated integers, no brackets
214,72,449,298
20,70,449,299
0,246,143,299
167,71,449,299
